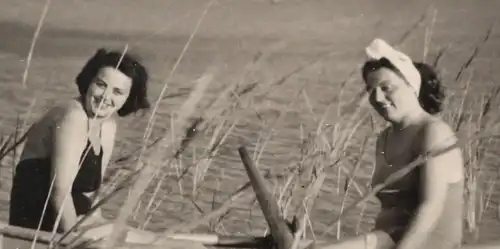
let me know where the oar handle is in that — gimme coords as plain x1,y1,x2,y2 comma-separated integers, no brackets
166,233,270,247
238,146,294,249
164,233,323,249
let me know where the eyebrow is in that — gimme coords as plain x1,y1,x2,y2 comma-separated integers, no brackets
95,77,107,83
377,80,391,85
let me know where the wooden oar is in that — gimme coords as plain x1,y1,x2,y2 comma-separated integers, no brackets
164,232,334,248
238,146,296,249
0,222,317,249
0,222,209,249
165,233,270,248
0,222,95,249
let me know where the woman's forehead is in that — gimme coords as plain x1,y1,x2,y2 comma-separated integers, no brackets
366,67,405,85
368,67,397,79
97,67,131,82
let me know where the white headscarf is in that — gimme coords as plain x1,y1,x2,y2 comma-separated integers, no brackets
365,38,421,96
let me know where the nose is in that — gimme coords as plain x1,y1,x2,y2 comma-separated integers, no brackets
374,88,385,103
101,88,113,105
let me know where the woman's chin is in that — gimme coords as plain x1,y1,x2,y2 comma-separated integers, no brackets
374,110,389,120
378,112,397,123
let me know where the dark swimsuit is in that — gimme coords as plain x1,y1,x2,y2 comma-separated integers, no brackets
373,128,464,248
9,140,102,233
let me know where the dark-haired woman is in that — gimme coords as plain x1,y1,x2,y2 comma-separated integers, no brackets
8,48,161,243
318,39,464,249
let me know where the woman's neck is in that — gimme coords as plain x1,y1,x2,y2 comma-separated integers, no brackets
392,109,428,131
88,116,105,127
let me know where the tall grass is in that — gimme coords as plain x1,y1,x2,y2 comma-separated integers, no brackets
1,2,500,249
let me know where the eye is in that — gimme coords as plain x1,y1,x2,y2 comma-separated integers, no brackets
365,85,372,93
95,80,107,88
378,81,393,93
113,88,125,95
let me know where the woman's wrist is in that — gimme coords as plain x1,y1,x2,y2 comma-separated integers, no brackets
76,214,99,231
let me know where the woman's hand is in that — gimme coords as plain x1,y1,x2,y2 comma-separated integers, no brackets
75,210,114,243
78,223,116,242
77,209,109,231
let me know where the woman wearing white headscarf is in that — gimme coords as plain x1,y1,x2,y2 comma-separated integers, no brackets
319,39,464,249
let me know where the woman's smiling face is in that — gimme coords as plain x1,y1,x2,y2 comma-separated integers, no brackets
84,66,132,118
365,67,418,123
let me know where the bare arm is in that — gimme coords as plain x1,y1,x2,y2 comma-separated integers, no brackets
396,121,462,249
50,107,88,232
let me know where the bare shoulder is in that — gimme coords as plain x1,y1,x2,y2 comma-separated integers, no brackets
25,99,86,135
420,116,458,153
48,99,88,133
49,100,90,161
420,116,464,182
47,99,85,119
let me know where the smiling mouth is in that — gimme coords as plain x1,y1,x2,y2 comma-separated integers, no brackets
375,104,392,116
376,103,390,110
93,98,112,108
100,104,113,110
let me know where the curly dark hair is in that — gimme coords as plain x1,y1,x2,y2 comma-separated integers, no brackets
361,58,446,115
75,48,150,117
